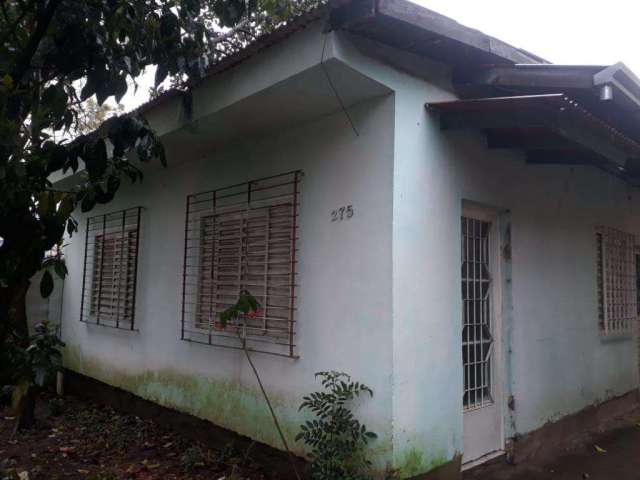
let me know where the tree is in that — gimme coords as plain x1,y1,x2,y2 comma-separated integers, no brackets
74,98,125,136
0,0,317,427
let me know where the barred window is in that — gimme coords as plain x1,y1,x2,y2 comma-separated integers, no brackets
181,171,301,357
596,226,637,335
80,208,142,330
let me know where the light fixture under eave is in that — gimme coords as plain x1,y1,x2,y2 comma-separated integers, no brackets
600,84,614,101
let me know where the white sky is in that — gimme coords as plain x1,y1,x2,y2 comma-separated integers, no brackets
417,0,640,70
122,1,640,111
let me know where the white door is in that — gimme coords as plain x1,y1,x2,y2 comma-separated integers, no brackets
461,209,503,467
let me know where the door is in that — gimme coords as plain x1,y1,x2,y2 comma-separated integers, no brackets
461,209,503,466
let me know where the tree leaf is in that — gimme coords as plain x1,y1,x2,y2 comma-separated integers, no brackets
81,190,96,212
54,260,68,280
155,63,168,87
40,270,54,298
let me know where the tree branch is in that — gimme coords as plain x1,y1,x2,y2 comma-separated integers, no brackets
209,18,251,45
11,0,64,84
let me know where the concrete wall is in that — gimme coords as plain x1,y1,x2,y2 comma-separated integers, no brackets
59,94,396,467
26,271,64,331
56,24,640,479
332,30,640,477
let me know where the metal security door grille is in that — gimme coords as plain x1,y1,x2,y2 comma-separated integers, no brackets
462,216,493,410
181,171,301,358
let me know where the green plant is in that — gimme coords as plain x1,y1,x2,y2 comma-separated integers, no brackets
3,321,64,430
181,445,212,472
296,371,377,480
0,0,318,431
25,322,65,388
46,397,66,417
220,290,301,480
0,385,12,406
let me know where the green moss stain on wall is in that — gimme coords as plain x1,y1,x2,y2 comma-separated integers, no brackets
63,343,394,468
394,447,453,479
63,344,303,453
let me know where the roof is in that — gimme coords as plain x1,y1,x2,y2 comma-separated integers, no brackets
130,0,640,186
135,0,543,116
428,94,640,185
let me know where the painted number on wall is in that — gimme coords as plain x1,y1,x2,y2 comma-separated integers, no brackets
331,205,354,222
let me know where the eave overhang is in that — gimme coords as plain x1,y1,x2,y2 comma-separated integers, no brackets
453,63,640,143
427,94,640,187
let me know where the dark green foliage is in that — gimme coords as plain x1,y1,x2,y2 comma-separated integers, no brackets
46,396,66,417
0,0,320,430
219,289,259,327
26,321,65,388
296,371,377,480
0,0,320,347
0,385,12,406
1,321,64,390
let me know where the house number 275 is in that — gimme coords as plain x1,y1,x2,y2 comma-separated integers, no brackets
331,205,354,222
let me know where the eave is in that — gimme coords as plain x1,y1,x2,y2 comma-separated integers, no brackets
427,94,640,187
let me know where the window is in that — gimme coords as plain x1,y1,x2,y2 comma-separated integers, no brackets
80,208,142,330
181,171,301,357
461,215,494,410
596,226,637,335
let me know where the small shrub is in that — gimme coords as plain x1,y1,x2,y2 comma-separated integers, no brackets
0,385,12,407
45,397,65,417
296,371,377,480
181,445,212,472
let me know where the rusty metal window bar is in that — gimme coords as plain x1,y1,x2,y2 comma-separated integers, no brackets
462,216,494,411
181,171,301,358
596,226,637,336
80,207,142,330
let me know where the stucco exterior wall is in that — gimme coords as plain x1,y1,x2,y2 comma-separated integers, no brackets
53,24,640,479
59,95,396,466
333,31,640,476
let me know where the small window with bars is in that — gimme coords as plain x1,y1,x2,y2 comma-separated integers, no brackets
462,216,494,411
181,171,301,358
80,207,142,330
596,226,637,336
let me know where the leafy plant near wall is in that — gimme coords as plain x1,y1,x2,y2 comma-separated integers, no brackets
296,371,377,480
0,0,321,430
219,290,302,480
0,321,64,431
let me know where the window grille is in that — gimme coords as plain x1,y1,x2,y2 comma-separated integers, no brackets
462,216,494,411
596,226,637,335
80,207,142,330
181,171,301,358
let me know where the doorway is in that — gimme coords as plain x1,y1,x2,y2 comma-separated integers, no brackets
461,206,504,466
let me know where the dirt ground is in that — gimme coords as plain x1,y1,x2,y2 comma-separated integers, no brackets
3,392,640,480
0,394,277,480
466,421,640,480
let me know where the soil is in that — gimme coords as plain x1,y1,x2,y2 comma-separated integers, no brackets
0,393,278,480
466,419,640,480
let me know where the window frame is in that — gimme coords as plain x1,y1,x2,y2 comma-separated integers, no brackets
596,226,637,338
181,171,302,358
80,207,142,331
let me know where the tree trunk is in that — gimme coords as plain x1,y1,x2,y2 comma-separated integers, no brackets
2,280,36,430
6,280,31,347
12,385,35,434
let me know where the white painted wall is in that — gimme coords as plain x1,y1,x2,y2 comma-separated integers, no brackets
55,23,640,479
59,94,396,466
332,30,640,476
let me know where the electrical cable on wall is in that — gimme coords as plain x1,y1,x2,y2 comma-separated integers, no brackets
320,35,359,137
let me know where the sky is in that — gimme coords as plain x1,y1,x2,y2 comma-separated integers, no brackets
122,0,640,111
417,0,640,70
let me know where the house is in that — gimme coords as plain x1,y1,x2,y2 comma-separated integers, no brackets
48,0,640,478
